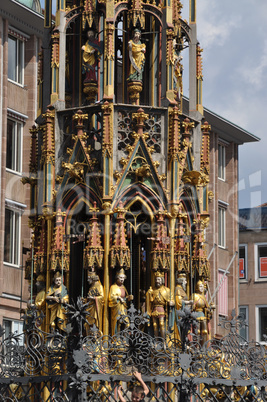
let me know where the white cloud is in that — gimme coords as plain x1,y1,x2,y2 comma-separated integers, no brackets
238,39,267,88
198,18,240,49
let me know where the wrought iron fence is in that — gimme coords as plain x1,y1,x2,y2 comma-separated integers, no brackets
0,300,267,401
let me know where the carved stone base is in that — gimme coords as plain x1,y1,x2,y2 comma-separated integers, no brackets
83,82,98,104
127,81,143,105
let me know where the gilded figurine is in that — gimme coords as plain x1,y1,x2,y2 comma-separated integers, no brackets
175,273,192,310
174,273,192,341
146,271,174,338
46,271,69,332
34,274,46,331
84,273,104,335
173,38,183,101
82,29,101,82
128,29,146,82
108,269,134,335
192,280,215,344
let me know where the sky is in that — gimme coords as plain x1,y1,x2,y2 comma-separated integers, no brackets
182,1,267,209
40,0,267,209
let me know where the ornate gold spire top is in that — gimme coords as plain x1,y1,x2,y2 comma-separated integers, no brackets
110,202,131,270
182,117,194,137
84,202,104,270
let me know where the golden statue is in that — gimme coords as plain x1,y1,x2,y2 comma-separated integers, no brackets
108,269,133,335
175,273,190,311
174,273,193,340
34,274,46,331
82,29,101,82
192,280,215,344
46,271,69,332
146,271,174,338
173,38,183,101
128,29,146,82
84,273,104,335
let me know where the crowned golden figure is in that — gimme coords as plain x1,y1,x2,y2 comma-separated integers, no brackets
84,273,104,335
146,271,174,339
46,271,69,332
108,269,133,335
128,29,146,82
192,280,215,344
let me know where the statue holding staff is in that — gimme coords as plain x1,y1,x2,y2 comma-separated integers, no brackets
46,271,68,333
108,269,134,335
128,29,146,82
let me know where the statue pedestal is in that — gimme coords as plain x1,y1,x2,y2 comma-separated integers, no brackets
83,81,98,104
127,81,143,105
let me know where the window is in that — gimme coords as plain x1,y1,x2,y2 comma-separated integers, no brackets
218,270,228,316
239,306,248,341
239,245,247,280
4,207,21,266
255,243,267,279
218,206,226,248
6,118,22,173
218,143,226,180
2,320,24,367
3,319,24,343
256,306,267,343
8,35,24,85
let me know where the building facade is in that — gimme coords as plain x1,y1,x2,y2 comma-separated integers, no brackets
0,0,43,332
239,205,267,342
202,107,259,338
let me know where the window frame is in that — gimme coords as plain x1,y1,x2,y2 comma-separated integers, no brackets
254,243,267,281
2,319,24,364
256,305,267,344
239,306,249,341
218,142,226,181
218,205,226,248
3,319,24,342
6,117,23,174
218,269,228,317
239,244,248,280
4,203,22,267
8,33,25,86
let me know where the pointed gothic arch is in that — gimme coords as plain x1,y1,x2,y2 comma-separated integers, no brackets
55,186,103,301
113,182,166,213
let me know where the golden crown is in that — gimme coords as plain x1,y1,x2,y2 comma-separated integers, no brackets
155,271,164,278
36,274,45,282
116,268,126,278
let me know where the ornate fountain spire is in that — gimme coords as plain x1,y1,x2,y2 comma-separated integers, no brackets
192,214,210,280
110,202,131,270
50,209,69,273
151,209,170,272
83,202,104,270
174,209,189,274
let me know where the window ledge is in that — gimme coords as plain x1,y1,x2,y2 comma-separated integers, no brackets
218,245,227,250
8,79,25,89
6,168,22,176
3,262,21,269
